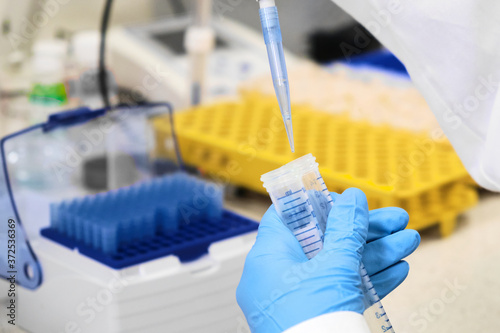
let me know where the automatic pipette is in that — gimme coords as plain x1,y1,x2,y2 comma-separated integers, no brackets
258,0,295,152
185,0,215,105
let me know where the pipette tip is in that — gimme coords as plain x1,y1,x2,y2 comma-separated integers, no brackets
284,118,295,153
275,85,294,152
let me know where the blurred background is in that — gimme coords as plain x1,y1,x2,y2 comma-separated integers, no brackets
0,0,354,56
0,1,498,333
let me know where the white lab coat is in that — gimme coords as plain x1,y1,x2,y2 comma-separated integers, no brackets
332,0,500,193
284,312,371,332
285,0,500,331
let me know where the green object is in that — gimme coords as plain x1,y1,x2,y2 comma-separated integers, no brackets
29,82,68,106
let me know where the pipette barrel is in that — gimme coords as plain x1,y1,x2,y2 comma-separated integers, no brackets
259,4,294,152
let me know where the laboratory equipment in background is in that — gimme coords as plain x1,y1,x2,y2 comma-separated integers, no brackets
108,11,302,110
258,0,294,152
70,31,118,109
155,89,477,237
0,103,259,333
0,2,37,136
262,154,394,333
308,23,381,63
241,57,441,137
0,1,41,59
0,1,64,136
0,64,31,136
344,49,408,76
184,0,214,105
28,39,69,123
5,39,70,189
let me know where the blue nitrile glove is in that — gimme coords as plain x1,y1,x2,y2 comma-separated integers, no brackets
236,188,420,333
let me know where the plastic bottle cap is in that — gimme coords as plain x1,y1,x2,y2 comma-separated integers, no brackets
31,56,63,76
261,154,317,191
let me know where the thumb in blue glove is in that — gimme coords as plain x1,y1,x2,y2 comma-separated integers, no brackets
236,188,420,333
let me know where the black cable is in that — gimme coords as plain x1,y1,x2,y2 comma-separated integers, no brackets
97,1,185,173
99,0,114,110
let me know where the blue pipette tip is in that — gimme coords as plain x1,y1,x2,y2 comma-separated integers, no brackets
259,4,295,153
284,118,295,153
275,82,294,153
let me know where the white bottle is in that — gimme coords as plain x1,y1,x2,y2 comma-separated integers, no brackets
29,39,69,123
71,31,118,109
11,39,69,188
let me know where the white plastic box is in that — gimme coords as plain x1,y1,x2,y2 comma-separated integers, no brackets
18,232,255,333
0,104,256,333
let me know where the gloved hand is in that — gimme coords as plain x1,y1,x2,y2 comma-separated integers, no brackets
236,188,420,333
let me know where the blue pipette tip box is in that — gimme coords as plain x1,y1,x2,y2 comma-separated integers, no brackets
41,210,258,269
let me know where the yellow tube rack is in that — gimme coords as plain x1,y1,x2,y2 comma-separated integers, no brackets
154,94,477,236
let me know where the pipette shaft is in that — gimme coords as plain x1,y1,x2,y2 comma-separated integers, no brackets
187,0,214,105
258,0,295,152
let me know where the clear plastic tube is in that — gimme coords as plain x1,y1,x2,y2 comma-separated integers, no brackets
262,154,395,333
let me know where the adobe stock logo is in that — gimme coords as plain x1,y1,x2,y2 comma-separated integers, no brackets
8,0,72,50
408,278,467,332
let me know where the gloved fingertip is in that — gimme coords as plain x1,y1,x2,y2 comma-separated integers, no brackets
391,260,410,283
329,192,341,203
372,207,409,226
363,229,420,276
371,261,410,300
414,229,421,242
367,207,410,241
396,261,410,288
342,188,368,205
389,207,410,228
399,260,410,276
407,229,421,251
